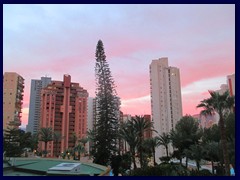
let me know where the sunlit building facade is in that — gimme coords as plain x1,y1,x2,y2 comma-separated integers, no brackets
3,72,24,130
39,74,88,157
143,114,152,139
227,74,235,97
150,58,182,161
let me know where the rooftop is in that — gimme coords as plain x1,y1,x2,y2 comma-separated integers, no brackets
3,158,108,176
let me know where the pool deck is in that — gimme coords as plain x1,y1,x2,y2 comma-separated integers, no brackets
3,157,108,176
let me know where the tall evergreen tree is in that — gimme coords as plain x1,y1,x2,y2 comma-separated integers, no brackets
4,127,23,157
93,40,120,165
3,125,32,157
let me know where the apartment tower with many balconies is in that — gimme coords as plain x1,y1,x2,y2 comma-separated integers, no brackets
26,77,52,134
39,74,88,157
150,58,182,161
3,72,24,129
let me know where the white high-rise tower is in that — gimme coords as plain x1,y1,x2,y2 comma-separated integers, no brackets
150,57,182,161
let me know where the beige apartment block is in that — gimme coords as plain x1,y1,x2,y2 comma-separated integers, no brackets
3,72,24,130
150,58,182,162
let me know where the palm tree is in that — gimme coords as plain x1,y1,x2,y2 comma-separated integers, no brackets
203,141,219,174
185,144,203,171
71,132,78,147
71,132,78,160
39,127,53,157
87,129,96,157
197,90,234,176
142,137,159,166
172,115,203,168
157,132,170,158
132,115,154,168
79,137,88,156
30,133,39,152
53,131,62,157
202,124,220,143
79,137,88,148
119,121,139,169
75,143,85,161
170,129,184,165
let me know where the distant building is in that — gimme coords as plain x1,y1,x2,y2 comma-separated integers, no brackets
86,97,96,154
215,84,229,95
215,73,235,112
123,114,131,122
143,115,152,139
3,72,24,129
39,74,88,157
192,113,219,129
215,73,235,96
26,77,52,134
122,114,132,153
227,74,235,97
199,73,235,129
150,58,182,160
87,97,95,132
118,111,124,154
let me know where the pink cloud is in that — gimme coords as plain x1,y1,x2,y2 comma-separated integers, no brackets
177,53,234,87
182,91,212,116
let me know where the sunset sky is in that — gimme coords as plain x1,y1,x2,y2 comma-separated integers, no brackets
3,4,235,129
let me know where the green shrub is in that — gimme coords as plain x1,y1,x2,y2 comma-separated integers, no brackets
190,169,213,176
129,163,189,176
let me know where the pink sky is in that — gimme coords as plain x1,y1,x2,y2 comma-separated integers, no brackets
3,4,235,128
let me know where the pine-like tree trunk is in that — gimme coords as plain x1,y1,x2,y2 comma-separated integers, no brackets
166,146,169,158
219,116,230,176
196,161,200,171
211,161,214,174
185,157,188,168
131,150,137,169
44,142,47,157
153,148,156,166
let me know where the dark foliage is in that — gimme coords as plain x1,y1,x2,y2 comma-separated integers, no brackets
93,40,120,165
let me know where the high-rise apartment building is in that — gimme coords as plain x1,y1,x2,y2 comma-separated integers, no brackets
86,97,96,153
193,113,219,129
215,84,229,95
3,72,24,130
122,114,132,153
150,58,182,160
215,74,235,96
227,74,235,97
26,77,52,134
143,115,152,139
39,74,88,157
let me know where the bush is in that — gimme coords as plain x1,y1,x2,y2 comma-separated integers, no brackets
159,156,171,163
129,167,164,176
129,163,189,176
119,152,132,175
190,169,213,176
